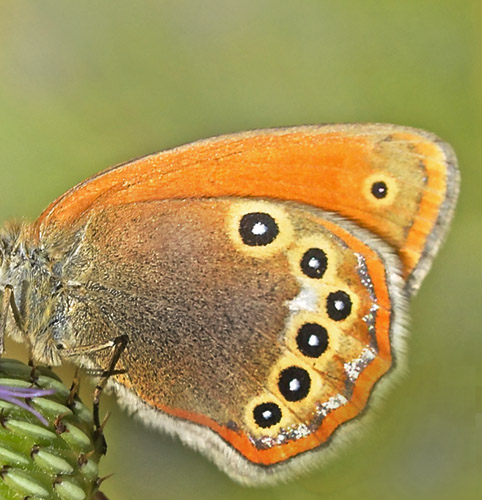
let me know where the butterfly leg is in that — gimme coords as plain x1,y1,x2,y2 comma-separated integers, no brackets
67,366,81,407
58,335,129,429
92,334,129,430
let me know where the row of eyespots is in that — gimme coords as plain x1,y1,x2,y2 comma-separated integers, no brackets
238,213,353,320
251,316,350,428
253,324,320,427
252,290,352,428
252,323,326,429
239,211,354,429
238,210,356,325
253,366,313,429
300,247,352,320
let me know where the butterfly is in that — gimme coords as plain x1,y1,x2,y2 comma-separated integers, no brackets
0,123,459,484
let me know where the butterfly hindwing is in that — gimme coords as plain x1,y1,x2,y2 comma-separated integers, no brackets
40,197,406,483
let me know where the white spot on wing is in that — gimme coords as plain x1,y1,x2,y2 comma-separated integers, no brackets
344,347,377,382
316,394,349,418
252,422,312,448
308,256,321,271
252,222,268,236
262,409,273,420
308,335,319,347
287,280,319,312
289,378,301,392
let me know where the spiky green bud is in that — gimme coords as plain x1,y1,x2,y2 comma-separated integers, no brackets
0,358,104,500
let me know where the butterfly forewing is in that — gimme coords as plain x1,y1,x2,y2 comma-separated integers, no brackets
36,124,458,295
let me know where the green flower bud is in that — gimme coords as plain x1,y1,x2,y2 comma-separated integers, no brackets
0,358,105,500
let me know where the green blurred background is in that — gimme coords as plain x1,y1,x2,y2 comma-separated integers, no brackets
0,1,480,499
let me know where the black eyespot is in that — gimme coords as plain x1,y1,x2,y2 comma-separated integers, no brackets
326,290,352,321
296,323,329,358
300,248,327,279
278,366,311,402
239,212,279,246
371,181,388,199
253,402,282,428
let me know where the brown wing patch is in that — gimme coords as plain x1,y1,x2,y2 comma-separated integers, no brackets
43,197,405,468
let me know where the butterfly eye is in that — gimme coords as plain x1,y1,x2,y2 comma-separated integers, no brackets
371,181,388,199
239,212,279,246
296,323,329,358
253,402,282,428
300,248,328,279
326,290,352,321
278,366,311,402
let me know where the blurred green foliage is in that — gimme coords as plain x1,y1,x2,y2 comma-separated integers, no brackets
0,1,480,499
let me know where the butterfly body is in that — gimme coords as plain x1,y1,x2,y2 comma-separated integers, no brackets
0,124,459,484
